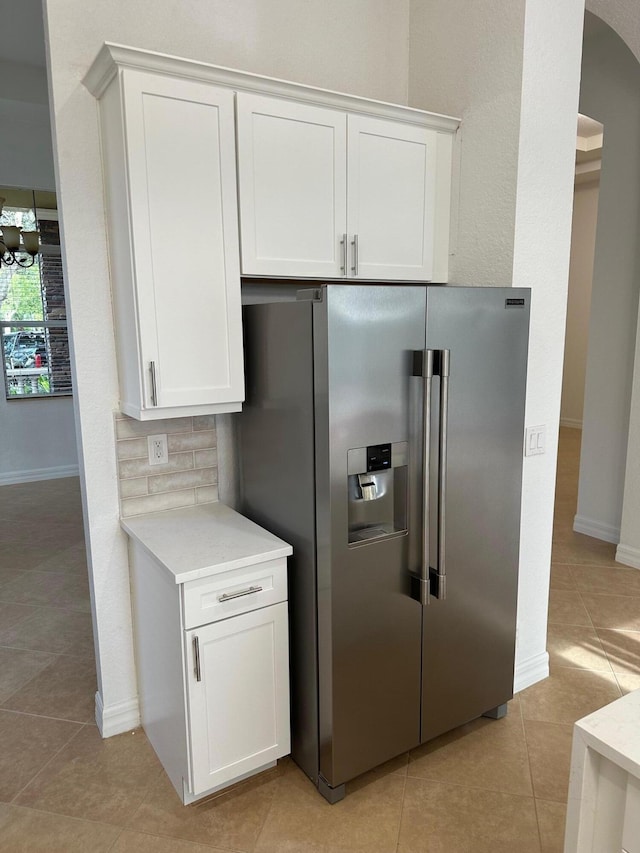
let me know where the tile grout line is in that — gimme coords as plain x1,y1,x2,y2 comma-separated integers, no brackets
394,760,409,853
6,802,127,837
0,650,60,707
8,719,88,806
245,764,287,853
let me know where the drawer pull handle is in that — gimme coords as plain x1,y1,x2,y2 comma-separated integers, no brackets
218,585,263,603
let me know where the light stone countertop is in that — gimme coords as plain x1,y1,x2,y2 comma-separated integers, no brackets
121,501,292,584
573,687,640,779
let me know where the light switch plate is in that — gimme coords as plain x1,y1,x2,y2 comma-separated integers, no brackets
525,425,546,457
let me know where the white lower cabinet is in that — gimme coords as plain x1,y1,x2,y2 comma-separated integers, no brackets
185,603,290,796
124,504,292,805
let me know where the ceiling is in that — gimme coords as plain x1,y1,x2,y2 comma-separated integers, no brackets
575,113,603,185
0,0,46,68
1,3,603,188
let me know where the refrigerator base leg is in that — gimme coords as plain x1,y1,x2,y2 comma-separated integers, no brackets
317,774,346,804
482,703,508,720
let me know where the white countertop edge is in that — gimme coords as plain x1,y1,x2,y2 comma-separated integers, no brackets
121,502,292,584
574,688,640,777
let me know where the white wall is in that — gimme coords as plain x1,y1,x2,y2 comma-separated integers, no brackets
42,0,412,734
0,56,77,485
43,0,589,732
408,1,525,288
511,0,585,687
584,2,640,563
409,0,585,692
575,17,640,544
0,60,56,191
618,304,640,567
560,181,599,429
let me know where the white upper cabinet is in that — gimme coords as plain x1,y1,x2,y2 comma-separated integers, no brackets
347,115,436,281
237,93,455,282
84,44,459,418
88,66,244,420
237,93,347,278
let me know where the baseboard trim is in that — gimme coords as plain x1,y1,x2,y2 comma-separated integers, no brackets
615,544,640,570
0,464,79,486
514,651,549,694
560,418,582,429
95,692,140,738
573,515,620,544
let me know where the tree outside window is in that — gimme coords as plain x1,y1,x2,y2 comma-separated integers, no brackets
1,189,72,399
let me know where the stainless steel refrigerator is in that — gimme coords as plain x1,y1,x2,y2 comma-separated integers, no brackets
239,283,530,803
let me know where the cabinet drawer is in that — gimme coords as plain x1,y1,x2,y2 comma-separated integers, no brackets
182,558,287,629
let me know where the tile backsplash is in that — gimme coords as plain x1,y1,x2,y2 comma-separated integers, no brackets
115,413,218,518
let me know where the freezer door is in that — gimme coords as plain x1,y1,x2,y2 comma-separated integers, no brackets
317,284,426,787
421,286,530,742
240,300,320,782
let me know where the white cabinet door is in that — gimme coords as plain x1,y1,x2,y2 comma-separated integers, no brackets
237,93,347,278
347,115,437,281
118,70,244,414
185,602,290,795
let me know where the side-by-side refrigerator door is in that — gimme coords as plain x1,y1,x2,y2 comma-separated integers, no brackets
420,286,530,742
317,284,426,789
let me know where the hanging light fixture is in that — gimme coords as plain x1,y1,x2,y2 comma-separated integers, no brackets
0,196,40,268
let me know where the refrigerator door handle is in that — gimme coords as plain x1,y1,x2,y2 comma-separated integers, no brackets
411,349,434,605
430,349,450,601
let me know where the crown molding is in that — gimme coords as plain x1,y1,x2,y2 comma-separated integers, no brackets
83,42,460,133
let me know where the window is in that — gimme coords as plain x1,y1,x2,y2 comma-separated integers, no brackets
0,189,72,399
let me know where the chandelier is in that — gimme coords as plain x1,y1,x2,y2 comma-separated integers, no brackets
0,196,40,268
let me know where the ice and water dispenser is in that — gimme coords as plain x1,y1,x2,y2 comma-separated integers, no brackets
347,442,408,544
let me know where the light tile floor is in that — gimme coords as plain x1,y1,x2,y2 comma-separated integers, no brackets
1,428,637,851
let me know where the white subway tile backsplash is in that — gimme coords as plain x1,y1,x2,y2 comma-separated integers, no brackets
193,415,217,431
121,489,197,518
115,413,219,517
118,450,194,481
167,430,217,453
116,437,150,461
119,477,149,499
148,467,216,495
194,448,218,468
115,416,192,440
196,485,219,504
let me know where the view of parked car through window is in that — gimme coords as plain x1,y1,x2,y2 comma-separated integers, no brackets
0,188,72,399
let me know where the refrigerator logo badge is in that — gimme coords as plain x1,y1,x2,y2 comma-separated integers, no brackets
505,298,526,308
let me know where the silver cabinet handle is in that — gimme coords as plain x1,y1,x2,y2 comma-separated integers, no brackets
432,349,450,601
411,349,433,606
350,234,359,276
149,361,158,407
340,233,348,275
193,635,201,682
217,585,263,603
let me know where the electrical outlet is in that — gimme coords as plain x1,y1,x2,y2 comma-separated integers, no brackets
147,433,169,466
525,425,546,457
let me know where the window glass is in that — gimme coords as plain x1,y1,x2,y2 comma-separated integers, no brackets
0,189,72,399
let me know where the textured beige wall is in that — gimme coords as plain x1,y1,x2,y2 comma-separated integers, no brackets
409,0,586,689
561,182,599,428
43,0,411,730
577,18,640,545
409,0,525,288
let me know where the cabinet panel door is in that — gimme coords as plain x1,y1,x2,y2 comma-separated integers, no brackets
347,115,436,281
185,602,290,795
237,93,347,277
122,70,244,409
